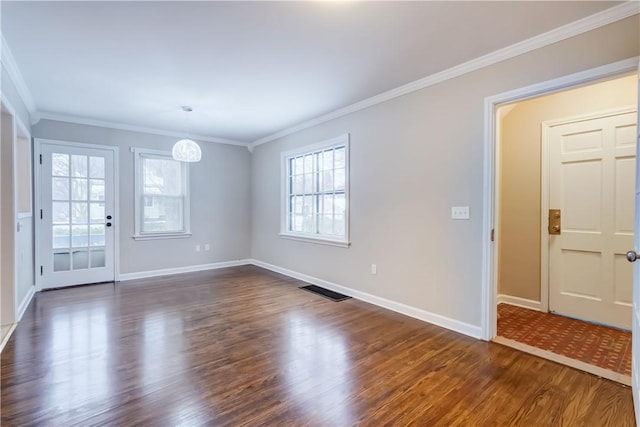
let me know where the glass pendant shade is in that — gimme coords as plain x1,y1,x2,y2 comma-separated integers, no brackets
172,138,202,162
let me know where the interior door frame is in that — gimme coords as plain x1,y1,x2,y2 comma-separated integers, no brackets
34,139,120,291
480,56,640,341
540,106,638,315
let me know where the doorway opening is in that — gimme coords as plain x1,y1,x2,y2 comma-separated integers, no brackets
481,60,639,385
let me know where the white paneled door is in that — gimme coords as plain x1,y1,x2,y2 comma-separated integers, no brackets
38,142,116,288
548,109,637,330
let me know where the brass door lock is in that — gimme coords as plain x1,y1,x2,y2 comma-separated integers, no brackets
548,209,561,235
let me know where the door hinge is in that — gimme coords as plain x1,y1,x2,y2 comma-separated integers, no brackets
39,154,42,164
491,229,495,242
40,209,43,219
40,266,43,275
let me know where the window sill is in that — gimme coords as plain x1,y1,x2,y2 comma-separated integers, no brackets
279,233,350,248
133,233,192,241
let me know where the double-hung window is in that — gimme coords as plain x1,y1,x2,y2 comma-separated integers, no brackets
133,148,191,239
281,134,350,247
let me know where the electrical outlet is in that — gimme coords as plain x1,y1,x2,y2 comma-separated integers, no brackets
204,243,210,251
371,264,377,275
451,206,470,220
195,245,201,252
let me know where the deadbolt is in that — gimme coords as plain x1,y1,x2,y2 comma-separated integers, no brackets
548,209,561,235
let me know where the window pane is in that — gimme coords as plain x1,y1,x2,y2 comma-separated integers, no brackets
334,147,346,168
322,150,334,172
304,173,314,194
303,155,313,173
91,250,105,268
52,202,69,224
90,179,105,201
89,156,105,178
334,193,346,216
90,225,106,246
71,178,88,200
90,202,105,224
71,155,88,177
142,196,184,233
333,214,345,236
293,175,304,194
71,202,88,224
73,250,89,270
52,178,69,200
294,157,304,175
52,153,69,176
54,252,70,272
321,171,334,192
72,225,89,247
334,168,345,191
53,225,70,249
143,157,182,196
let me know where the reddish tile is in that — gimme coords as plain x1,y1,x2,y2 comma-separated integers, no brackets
497,304,631,376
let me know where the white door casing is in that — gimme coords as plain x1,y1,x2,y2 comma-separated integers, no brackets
37,140,118,288
631,65,640,425
548,109,637,329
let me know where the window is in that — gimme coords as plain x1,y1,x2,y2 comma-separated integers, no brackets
134,148,190,240
281,134,350,247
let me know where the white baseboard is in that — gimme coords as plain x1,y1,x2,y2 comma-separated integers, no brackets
16,286,35,322
119,259,252,281
0,323,17,354
250,259,482,339
497,294,542,311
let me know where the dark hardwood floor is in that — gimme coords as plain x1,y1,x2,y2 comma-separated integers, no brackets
1,265,635,426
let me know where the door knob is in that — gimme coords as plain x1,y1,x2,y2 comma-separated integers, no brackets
626,251,638,262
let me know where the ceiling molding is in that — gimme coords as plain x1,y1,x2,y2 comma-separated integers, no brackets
1,34,37,114
36,112,249,147
250,1,640,148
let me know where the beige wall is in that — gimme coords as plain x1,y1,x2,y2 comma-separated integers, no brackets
251,17,639,329
498,74,638,302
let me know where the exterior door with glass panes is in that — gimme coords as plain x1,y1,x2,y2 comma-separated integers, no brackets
38,141,115,288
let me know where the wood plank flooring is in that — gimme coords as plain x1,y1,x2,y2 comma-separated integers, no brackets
1,265,635,426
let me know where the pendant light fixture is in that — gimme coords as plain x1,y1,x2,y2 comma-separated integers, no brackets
172,106,202,162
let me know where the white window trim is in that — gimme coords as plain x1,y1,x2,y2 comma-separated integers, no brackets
280,133,350,247
133,147,191,240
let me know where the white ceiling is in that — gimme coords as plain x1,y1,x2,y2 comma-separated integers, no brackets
1,1,621,144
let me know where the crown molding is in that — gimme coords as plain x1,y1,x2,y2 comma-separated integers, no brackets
250,1,640,148
35,112,250,147
1,34,37,114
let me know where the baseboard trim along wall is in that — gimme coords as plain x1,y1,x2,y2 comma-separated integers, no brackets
119,259,253,281
251,259,483,339
16,286,36,322
497,294,542,311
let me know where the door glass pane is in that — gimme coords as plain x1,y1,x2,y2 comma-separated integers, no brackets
90,203,105,224
71,202,88,224
71,155,88,177
90,225,105,247
54,252,70,272
52,153,69,176
71,178,88,200
89,179,105,201
73,250,89,270
52,178,69,200
53,225,70,249
52,202,69,224
91,250,105,268
71,225,89,247
89,157,105,178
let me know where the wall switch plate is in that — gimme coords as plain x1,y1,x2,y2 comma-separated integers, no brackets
451,206,470,220
195,245,201,252
204,244,210,251
371,264,377,275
